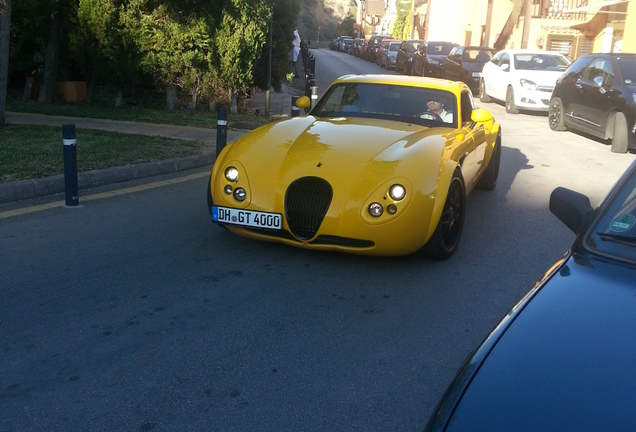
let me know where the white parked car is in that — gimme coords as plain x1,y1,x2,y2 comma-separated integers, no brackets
479,49,570,114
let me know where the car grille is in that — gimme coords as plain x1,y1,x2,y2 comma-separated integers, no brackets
538,86,554,93
285,176,333,240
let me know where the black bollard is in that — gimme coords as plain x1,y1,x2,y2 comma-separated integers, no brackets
62,124,79,207
310,82,318,110
216,107,228,158
291,96,300,117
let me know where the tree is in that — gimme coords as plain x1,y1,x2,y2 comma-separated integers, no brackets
120,0,218,110
75,0,141,105
252,0,300,93
0,0,10,124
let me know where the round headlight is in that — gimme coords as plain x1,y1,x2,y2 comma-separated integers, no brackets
368,202,383,217
233,187,246,202
389,184,406,201
224,185,233,195
225,166,239,182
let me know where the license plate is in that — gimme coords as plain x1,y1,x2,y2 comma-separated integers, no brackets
212,206,282,230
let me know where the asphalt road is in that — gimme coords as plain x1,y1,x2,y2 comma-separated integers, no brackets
1,49,635,431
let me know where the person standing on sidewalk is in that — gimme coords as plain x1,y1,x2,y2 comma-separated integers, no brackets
292,29,301,78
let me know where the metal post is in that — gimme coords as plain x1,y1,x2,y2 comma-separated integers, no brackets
216,108,227,158
291,96,300,117
310,81,318,110
62,124,79,207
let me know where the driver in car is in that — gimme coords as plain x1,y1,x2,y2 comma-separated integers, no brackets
426,95,453,123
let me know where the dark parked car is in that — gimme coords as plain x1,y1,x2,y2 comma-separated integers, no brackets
364,34,393,62
395,39,424,75
424,159,636,431
412,41,459,77
443,46,497,93
549,53,636,153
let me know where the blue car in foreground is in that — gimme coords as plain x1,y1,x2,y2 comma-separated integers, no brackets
424,160,636,431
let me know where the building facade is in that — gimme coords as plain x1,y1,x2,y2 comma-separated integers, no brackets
358,0,633,59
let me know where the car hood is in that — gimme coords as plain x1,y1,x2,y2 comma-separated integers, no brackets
512,69,564,86
223,116,447,166
443,253,636,431
428,54,448,62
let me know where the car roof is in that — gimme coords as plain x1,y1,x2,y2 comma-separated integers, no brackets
501,49,566,56
332,74,469,95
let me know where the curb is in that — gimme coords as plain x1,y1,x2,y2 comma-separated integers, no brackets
0,152,215,204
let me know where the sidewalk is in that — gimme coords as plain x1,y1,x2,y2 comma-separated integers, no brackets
1,83,302,204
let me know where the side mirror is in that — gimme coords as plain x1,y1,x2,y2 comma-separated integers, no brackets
296,96,311,109
593,75,604,87
471,108,493,123
549,187,594,233
501,63,510,72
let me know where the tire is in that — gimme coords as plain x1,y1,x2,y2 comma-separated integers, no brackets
548,97,567,131
477,129,501,190
505,86,519,114
479,79,491,103
422,170,466,259
611,112,629,153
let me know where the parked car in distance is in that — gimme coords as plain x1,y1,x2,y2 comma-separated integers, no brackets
352,38,363,56
444,46,497,93
380,40,401,69
548,53,636,153
396,39,424,75
375,39,398,65
412,41,459,78
424,158,636,431
479,49,570,114
365,34,393,61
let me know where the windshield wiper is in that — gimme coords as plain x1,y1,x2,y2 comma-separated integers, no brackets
597,232,636,246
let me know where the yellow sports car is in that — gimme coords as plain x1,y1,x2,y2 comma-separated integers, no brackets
207,75,501,257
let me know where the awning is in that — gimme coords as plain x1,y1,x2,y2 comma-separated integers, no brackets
570,6,609,34
566,0,629,13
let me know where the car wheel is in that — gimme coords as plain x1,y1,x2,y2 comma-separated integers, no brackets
479,79,491,103
548,97,567,131
505,87,519,114
422,170,466,259
611,112,629,153
477,129,501,190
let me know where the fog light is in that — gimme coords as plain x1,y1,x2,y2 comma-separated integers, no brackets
389,184,406,201
387,204,397,214
225,166,239,182
234,187,246,202
368,202,383,217
224,185,233,195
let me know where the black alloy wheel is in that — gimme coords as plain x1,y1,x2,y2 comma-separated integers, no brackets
548,97,567,131
422,170,466,259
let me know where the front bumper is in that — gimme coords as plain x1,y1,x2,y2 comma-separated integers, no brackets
513,86,554,111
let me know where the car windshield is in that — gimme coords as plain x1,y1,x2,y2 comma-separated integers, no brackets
617,56,636,85
389,43,400,52
585,164,636,263
514,53,570,71
311,82,457,127
463,48,496,62
428,42,456,55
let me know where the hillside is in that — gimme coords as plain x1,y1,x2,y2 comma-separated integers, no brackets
296,0,357,46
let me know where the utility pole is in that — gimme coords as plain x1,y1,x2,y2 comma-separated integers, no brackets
265,12,272,117
521,0,532,49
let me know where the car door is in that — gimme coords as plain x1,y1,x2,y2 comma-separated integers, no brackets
445,47,462,81
489,52,510,101
571,57,616,134
455,91,482,189
413,44,427,75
